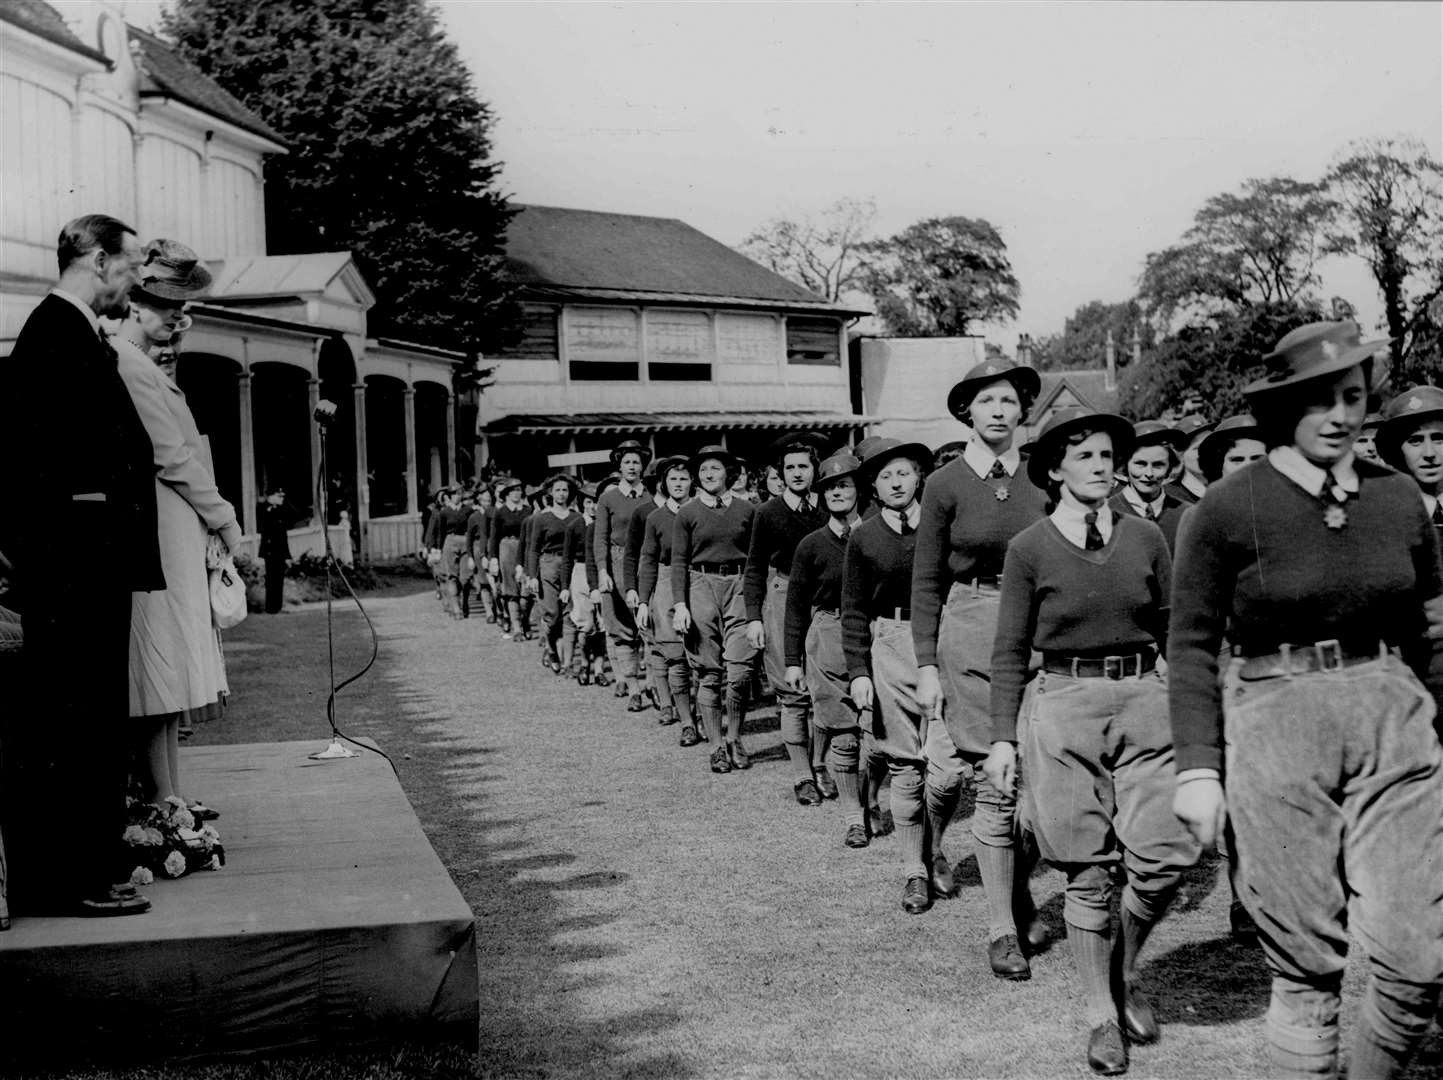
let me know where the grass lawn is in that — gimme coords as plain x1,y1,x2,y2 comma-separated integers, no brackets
29,586,1443,1079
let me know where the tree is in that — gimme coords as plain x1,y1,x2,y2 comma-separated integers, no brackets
1138,177,1337,330
860,216,1020,336
737,197,876,302
1031,299,1154,372
162,0,514,354
1325,137,1443,385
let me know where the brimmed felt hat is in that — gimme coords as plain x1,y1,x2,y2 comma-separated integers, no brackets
854,434,887,461
1243,321,1390,401
543,472,580,497
933,439,968,460
578,484,599,502
688,444,739,473
1197,415,1262,482
1174,414,1216,450
1023,408,1135,490
133,238,211,303
766,430,830,466
856,437,933,484
610,439,653,466
814,451,862,491
496,477,524,498
947,360,1041,421
1129,420,1189,454
1376,386,1443,469
1361,412,1384,432
647,454,690,486
599,472,621,494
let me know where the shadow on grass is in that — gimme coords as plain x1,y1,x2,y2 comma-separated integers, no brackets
1145,935,1271,1025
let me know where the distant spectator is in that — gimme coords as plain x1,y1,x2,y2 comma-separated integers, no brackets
260,488,291,614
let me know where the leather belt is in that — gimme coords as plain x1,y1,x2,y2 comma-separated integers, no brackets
1237,639,1388,681
691,560,745,575
1043,649,1156,680
878,607,911,622
962,575,1001,595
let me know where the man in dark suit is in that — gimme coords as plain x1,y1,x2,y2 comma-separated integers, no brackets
0,214,162,916
259,488,291,613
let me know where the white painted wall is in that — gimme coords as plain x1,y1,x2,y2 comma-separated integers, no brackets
857,336,986,448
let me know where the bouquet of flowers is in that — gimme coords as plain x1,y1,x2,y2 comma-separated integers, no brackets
123,795,226,883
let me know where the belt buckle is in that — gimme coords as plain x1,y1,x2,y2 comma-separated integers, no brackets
1315,638,1344,673
1103,655,1124,680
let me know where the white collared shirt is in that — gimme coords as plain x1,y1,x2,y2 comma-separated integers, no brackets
665,496,689,513
49,287,100,336
1051,499,1114,549
1268,446,1359,501
1120,483,1165,518
782,489,815,514
1420,490,1439,519
829,512,860,539
698,489,734,509
880,502,920,535
963,440,1020,480
616,480,646,499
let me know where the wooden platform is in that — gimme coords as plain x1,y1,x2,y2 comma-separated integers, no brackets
0,740,477,1066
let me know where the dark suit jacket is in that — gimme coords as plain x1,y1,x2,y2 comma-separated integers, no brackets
0,294,163,605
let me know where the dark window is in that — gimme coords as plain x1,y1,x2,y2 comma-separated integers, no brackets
497,305,560,360
568,360,639,381
786,317,841,365
649,362,711,381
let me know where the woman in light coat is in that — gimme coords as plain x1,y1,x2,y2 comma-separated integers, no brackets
115,240,241,813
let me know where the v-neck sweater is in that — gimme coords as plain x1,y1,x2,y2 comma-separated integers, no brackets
990,514,1171,741
525,510,581,578
671,497,755,599
912,456,1049,666
784,525,848,666
1168,457,1441,772
486,504,529,559
743,494,827,619
637,502,681,603
622,498,664,594
842,516,918,681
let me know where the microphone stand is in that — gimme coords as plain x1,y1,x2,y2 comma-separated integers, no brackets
309,419,358,761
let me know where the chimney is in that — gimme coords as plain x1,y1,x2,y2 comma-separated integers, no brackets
1016,333,1031,368
1104,329,1117,392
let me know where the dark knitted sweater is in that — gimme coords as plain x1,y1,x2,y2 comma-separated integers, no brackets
785,524,847,667
912,457,1048,667
525,510,579,578
1110,490,1187,553
486,504,529,559
637,503,681,603
1168,458,1442,772
672,497,755,600
465,508,490,559
990,515,1171,741
594,485,649,573
622,496,666,594
744,494,826,619
842,516,917,681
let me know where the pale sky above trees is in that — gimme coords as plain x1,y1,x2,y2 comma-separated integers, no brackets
116,0,1441,348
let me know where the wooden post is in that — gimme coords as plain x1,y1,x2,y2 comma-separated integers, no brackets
353,381,369,551
306,376,322,526
237,365,257,536
403,385,418,514
444,390,456,486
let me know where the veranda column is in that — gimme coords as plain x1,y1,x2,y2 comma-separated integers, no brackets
444,389,456,485
353,381,370,552
237,367,257,536
307,376,323,525
403,384,418,515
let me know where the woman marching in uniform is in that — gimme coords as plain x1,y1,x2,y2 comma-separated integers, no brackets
785,451,883,845
526,474,581,673
1170,322,1443,1079
1109,421,1190,553
672,445,758,774
845,438,959,914
986,408,1198,1075
487,478,529,639
912,360,1047,974
1196,415,1265,484
636,456,699,741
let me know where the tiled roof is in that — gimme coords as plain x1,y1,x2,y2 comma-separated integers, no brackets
129,26,286,146
0,0,109,64
1036,369,1119,414
504,206,864,314
485,411,869,435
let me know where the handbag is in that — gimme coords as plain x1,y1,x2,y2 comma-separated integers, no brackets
206,535,248,629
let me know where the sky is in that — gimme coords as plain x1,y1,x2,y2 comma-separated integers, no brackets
114,0,1442,347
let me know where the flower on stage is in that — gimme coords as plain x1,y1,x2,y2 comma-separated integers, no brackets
171,808,196,831
143,827,165,847
122,825,148,846
122,789,228,880
207,854,222,871
200,825,221,844
129,866,154,886
163,850,188,878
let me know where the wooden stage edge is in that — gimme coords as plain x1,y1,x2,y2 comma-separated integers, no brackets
0,739,479,1067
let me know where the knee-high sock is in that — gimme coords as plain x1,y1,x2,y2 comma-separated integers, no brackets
827,735,864,828
506,599,522,634
724,678,748,744
698,675,724,743
667,660,695,727
1115,897,1159,988
977,841,1018,942
891,768,927,881
649,653,674,710
924,780,961,860
810,716,827,769
1067,921,1118,1029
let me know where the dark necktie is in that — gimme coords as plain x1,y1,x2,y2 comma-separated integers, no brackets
1084,511,1104,551
898,516,913,536
1145,502,1157,522
1433,502,1443,530
987,461,1008,481
839,523,850,542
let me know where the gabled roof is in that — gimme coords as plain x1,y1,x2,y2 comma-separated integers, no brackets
129,26,286,147
0,0,109,64
503,205,866,315
205,253,376,310
1035,369,1119,415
